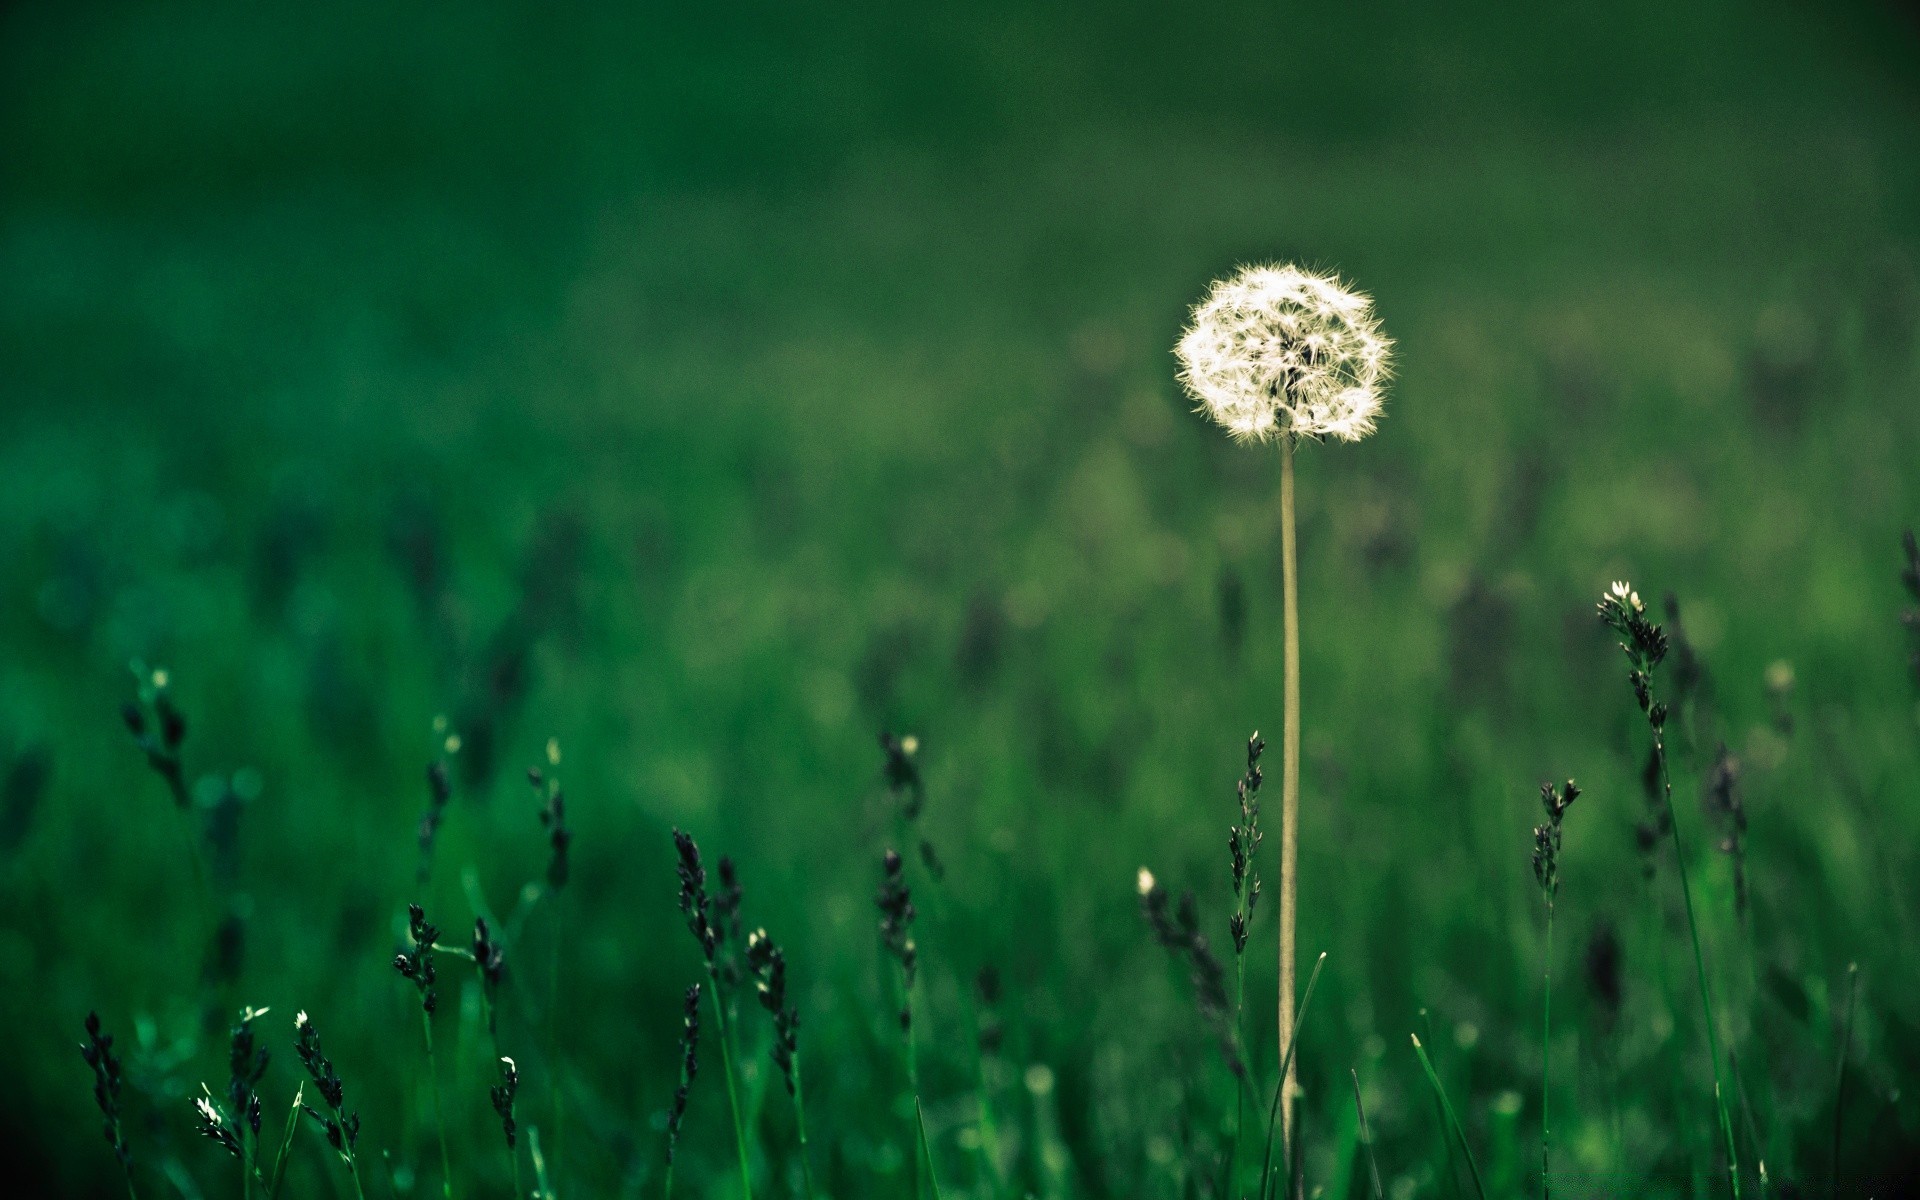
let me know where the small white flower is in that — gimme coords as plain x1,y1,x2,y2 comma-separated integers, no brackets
1177,264,1392,443
1136,867,1156,896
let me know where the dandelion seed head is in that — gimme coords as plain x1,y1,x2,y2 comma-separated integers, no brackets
1177,264,1392,444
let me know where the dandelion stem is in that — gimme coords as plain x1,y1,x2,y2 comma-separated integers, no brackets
1277,434,1302,1155
1655,725,1742,1199
422,1011,454,1200
1412,1034,1488,1200
707,967,755,1200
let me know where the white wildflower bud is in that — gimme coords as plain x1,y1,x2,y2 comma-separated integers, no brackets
1176,264,1392,443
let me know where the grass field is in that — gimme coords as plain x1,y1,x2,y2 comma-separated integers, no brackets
3,1,1919,1196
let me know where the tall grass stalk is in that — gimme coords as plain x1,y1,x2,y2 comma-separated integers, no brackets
1600,582,1740,1198
1532,780,1579,1200
1654,726,1741,1198
1411,1034,1488,1200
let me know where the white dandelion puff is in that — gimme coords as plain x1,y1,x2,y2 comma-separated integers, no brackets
1175,264,1392,443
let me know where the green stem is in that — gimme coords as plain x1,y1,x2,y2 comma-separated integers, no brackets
549,895,566,1195
1655,725,1742,1199
793,1052,818,1200
1229,954,1247,1197
1542,898,1554,1200
1412,1035,1489,1200
708,968,755,1200
423,1011,454,1200
1277,435,1301,1154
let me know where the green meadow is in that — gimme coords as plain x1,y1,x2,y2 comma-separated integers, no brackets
3,1,1918,1195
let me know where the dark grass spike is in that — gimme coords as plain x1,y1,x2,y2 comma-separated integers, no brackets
215,1005,271,1197
493,1056,522,1200
747,927,815,1200
81,1012,137,1199
1703,745,1750,922
1599,581,1742,1200
1411,1034,1489,1200
293,1010,366,1200
1256,950,1327,1200
1832,963,1860,1200
472,918,507,1040
530,742,571,1191
1226,734,1267,1194
671,830,753,1199
1531,779,1580,1200
663,983,701,1199
122,666,190,812
1138,870,1245,1081
392,906,451,1199
416,749,454,885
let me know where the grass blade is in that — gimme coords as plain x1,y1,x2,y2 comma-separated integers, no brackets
1411,1034,1488,1200
1351,1069,1384,1200
1832,962,1859,1200
265,1084,303,1200
916,1097,944,1200
1258,950,1327,1200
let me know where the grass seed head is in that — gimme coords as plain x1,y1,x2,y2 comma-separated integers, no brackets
532,762,572,891
1531,779,1580,901
293,1011,360,1157
1704,744,1750,918
876,849,918,1030
673,829,718,964
1177,264,1393,444
394,904,440,1014
80,1011,132,1170
472,917,506,989
666,983,702,1164
490,1057,519,1150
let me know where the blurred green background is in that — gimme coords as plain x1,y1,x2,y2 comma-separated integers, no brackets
3,0,1919,1195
